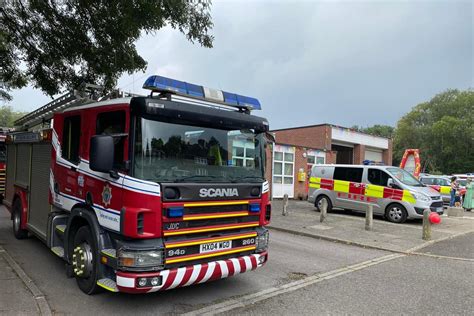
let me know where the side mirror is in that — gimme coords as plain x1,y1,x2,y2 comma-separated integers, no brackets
387,178,394,188
90,135,114,173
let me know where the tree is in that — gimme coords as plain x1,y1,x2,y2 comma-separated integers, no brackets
0,105,27,127
393,89,474,174
351,124,395,139
0,1,214,100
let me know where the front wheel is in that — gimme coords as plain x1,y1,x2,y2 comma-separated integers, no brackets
72,226,101,295
315,195,333,212
12,199,28,239
385,204,407,223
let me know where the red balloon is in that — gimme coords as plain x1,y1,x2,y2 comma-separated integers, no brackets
429,212,441,224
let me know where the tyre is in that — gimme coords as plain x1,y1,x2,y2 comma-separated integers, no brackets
385,204,407,223
12,198,28,239
72,226,101,294
315,195,333,212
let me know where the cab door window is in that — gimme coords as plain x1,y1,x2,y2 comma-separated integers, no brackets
368,168,391,187
61,115,81,164
96,111,126,169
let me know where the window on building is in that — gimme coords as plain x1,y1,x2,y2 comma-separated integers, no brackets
333,167,363,183
96,111,126,168
367,168,391,187
61,115,81,164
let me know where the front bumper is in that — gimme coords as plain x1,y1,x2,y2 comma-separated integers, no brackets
115,252,268,293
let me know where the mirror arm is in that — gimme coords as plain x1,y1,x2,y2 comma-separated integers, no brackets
109,170,120,179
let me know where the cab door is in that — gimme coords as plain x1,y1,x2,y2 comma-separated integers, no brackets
366,168,392,214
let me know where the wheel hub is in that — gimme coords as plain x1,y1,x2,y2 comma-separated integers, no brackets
389,207,402,221
72,243,93,278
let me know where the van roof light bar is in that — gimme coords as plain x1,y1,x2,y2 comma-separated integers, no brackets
143,75,262,111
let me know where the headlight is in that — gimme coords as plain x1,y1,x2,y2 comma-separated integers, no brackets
256,230,269,253
118,249,164,271
411,192,430,202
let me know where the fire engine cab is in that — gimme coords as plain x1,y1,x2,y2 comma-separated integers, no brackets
4,76,271,294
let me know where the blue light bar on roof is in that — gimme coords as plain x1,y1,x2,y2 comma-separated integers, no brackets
143,75,261,110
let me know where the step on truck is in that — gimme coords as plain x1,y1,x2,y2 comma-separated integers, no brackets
4,76,271,294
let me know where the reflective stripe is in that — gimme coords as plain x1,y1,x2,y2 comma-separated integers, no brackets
333,180,350,193
365,184,384,198
402,190,416,204
440,186,450,195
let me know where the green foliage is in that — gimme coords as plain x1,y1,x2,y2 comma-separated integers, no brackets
0,0,214,99
351,124,395,139
0,106,27,127
393,89,474,174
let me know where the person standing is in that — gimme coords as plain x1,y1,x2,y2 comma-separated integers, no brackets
450,176,458,207
463,177,473,211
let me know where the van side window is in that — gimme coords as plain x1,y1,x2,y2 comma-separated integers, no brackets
334,167,363,183
96,111,126,168
61,115,81,164
368,168,391,186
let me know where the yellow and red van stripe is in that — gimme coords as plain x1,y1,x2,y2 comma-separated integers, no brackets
309,177,416,204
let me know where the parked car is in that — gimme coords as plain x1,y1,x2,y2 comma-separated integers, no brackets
308,164,443,223
419,175,452,204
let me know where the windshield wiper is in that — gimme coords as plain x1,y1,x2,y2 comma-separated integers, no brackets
230,176,264,183
174,175,221,183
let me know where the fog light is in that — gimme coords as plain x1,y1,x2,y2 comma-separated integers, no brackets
258,255,266,264
138,278,147,287
151,277,160,286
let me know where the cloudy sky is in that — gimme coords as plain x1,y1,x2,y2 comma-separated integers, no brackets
8,0,473,130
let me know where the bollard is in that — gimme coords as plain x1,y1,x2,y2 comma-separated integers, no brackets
320,198,327,223
365,204,373,231
282,194,288,216
422,209,431,240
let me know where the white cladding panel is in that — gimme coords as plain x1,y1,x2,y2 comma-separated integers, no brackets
331,127,389,149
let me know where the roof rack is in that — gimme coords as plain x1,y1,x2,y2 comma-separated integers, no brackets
14,83,105,129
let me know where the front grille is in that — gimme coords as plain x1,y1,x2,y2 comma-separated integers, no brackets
162,200,262,268
430,201,443,208
0,168,5,194
431,196,438,200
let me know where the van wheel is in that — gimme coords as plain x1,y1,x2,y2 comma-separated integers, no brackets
315,195,332,212
72,226,101,295
385,204,407,223
12,199,28,239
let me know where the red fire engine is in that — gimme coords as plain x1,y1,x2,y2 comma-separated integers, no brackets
0,129,8,200
5,76,271,294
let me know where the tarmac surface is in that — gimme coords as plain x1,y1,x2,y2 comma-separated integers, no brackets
0,201,473,315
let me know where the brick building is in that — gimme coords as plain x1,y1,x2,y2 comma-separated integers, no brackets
265,124,393,199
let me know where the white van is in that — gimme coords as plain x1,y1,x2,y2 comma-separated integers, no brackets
308,164,443,223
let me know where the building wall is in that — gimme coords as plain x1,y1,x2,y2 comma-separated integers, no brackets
266,124,393,199
272,125,332,151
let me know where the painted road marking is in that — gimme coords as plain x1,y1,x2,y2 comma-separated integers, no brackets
183,253,405,316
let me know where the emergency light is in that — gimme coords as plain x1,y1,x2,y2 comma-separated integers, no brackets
143,75,262,110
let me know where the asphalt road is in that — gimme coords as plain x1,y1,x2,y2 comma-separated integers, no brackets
0,206,386,315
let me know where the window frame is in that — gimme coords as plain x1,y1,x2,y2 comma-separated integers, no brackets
61,115,81,164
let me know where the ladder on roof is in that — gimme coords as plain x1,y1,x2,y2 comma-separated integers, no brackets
14,84,139,130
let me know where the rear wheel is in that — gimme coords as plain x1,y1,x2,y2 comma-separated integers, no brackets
385,204,407,223
12,199,28,239
315,195,333,212
72,226,101,295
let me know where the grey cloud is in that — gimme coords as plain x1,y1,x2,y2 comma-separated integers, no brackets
11,0,473,130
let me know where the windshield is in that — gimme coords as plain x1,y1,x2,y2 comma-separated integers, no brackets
458,179,467,186
133,118,265,183
387,167,424,187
